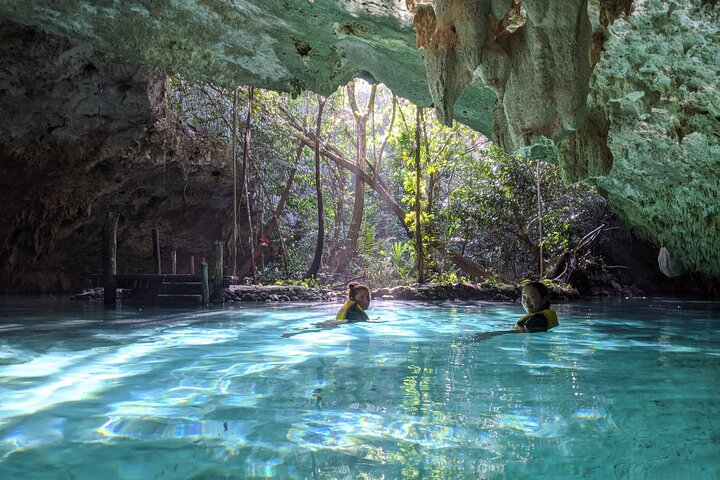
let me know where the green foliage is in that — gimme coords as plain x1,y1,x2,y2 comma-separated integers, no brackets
358,222,377,257
390,241,411,277
272,276,320,289
363,240,414,286
445,145,609,278
167,75,610,287
427,271,469,285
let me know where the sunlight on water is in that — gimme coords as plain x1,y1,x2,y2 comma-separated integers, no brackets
0,297,719,479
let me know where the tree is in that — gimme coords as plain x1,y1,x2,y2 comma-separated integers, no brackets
446,146,608,279
328,80,377,276
304,95,326,279
231,86,239,276
414,106,425,283
241,87,256,283
236,140,304,280
167,77,609,286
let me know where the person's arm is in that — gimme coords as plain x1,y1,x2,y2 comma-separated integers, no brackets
472,330,518,341
316,318,347,328
519,313,549,333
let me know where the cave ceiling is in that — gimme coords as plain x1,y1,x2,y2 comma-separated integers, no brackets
0,0,718,278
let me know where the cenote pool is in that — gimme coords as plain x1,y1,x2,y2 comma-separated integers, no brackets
0,296,719,479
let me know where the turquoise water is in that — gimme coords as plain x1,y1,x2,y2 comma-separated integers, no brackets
0,296,719,479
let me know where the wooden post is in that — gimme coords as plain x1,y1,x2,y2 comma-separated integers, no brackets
103,212,119,307
212,241,224,301
190,255,195,275
171,250,177,275
152,228,161,274
201,261,209,307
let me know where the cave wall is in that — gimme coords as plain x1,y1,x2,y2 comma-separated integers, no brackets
0,22,239,292
0,0,718,281
0,0,437,127
416,0,592,148
558,0,720,278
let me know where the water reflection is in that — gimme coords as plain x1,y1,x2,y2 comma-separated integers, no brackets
0,297,718,479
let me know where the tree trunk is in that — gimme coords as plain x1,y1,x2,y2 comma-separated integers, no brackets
435,244,515,283
305,95,326,279
237,141,304,280
536,159,544,277
372,95,397,176
329,161,345,255
415,106,425,284
241,87,256,283
328,81,376,275
231,87,238,276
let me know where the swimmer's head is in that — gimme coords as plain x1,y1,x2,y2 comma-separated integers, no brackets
347,282,371,310
521,281,550,314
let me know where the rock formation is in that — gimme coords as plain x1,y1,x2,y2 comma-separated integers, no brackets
564,1,719,280
0,0,718,283
0,23,240,292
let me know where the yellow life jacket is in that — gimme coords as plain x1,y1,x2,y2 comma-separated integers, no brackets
336,300,368,321
516,308,558,329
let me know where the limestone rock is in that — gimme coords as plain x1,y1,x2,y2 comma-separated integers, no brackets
565,0,720,277
0,23,241,292
658,246,685,278
0,0,719,279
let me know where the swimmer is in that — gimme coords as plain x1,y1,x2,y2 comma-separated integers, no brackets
472,281,558,341
281,282,378,337
332,281,371,323
515,281,558,333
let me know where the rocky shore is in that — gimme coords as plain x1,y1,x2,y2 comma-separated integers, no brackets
222,282,579,303
71,281,580,304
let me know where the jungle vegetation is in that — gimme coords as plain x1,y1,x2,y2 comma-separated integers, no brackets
167,77,613,288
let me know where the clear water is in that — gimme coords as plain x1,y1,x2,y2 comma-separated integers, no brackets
1,296,719,480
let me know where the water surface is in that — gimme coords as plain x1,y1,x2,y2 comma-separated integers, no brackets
0,296,718,479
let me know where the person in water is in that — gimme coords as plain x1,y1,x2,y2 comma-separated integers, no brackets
515,281,559,332
281,282,374,337
472,281,558,341
334,281,371,323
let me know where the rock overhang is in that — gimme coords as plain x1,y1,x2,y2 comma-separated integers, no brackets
1,0,719,278
0,1,433,118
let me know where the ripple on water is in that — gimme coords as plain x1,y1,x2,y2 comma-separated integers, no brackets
0,298,719,479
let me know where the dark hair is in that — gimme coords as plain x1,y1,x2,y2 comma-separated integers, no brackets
524,281,550,303
347,281,370,300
